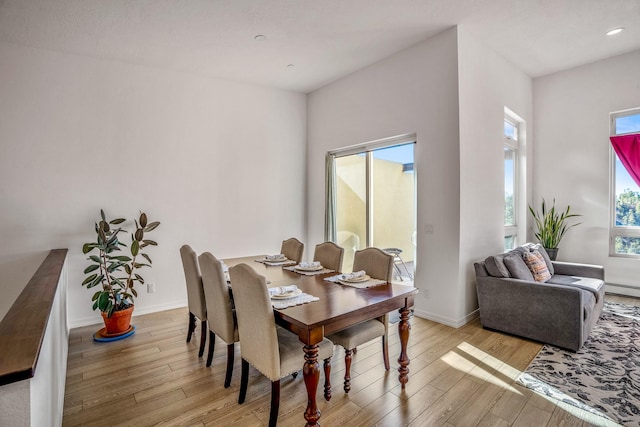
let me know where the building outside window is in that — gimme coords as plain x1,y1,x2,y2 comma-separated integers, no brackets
610,108,640,257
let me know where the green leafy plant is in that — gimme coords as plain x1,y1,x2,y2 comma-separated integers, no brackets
82,210,160,317
528,198,581,249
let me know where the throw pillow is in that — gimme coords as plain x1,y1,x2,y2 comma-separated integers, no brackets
484,255,510,278
503,253,534,281
522,250,551,282
522,243,554,275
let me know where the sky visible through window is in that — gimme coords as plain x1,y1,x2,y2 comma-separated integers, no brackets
615,113,640,195
372,143,414,164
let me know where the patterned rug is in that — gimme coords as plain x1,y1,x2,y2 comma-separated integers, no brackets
517,301,640,426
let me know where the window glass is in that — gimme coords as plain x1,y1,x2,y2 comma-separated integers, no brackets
611,110,640,256
504,120,517,140
504,147,516,227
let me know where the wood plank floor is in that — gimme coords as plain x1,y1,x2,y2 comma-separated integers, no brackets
63,294,637,427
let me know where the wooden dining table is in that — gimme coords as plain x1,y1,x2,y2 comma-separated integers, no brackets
223,255,418,427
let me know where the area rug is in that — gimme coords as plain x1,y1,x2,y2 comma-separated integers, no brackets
517,301,640,426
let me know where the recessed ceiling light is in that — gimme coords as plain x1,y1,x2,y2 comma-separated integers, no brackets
254,34,267,41
606,27,624,36
287,64,295,68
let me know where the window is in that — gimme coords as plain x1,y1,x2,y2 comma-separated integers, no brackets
327,134,416,274
610,108,640,257
504,115,519,250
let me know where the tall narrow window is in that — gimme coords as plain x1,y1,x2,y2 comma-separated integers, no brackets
504,117,519,250
328,135,416,274
610,108,640,257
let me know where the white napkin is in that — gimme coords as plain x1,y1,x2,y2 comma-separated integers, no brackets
298,261,321,268
265,254,286,261
338,270,366,281
269,285,298,296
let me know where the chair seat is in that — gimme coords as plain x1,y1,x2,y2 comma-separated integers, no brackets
275,326,334,380
327,319,385,350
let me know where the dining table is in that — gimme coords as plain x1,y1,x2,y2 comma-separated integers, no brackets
223,255,418,427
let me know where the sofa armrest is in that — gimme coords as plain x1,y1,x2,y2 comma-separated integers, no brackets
476,275,586,351
551,261,604,280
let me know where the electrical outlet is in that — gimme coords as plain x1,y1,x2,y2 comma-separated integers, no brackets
147,283,156,293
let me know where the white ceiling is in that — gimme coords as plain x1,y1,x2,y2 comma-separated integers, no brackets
1,0,639,93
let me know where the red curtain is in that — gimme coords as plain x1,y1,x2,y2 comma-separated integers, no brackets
610,133,640,187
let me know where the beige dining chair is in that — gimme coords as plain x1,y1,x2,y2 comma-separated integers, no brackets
198,252,239,388
179,245,207,358
326,247,394,393
229,263,334,427
280,237,304,264
313,241,344,272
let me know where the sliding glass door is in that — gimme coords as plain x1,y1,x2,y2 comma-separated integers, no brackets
331,141,415,276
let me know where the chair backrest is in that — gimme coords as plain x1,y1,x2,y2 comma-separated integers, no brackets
280,237,304,263
313,241,344,272
229,263,281,380
198,252,237,344
353,247,394,282
179,245,206,320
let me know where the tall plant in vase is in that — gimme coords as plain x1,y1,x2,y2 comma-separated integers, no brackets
82,209,160,335
528,198,581,260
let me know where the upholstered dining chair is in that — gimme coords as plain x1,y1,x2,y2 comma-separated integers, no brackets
280,237,304,264
179,245,207,358
198,252,239,388
229,263,334,427
326,247,394,393
313,241,344,272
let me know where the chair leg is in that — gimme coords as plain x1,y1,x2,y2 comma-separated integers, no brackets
198,320,207,357
224,343,234,388
238,359,249,404
323,357,332,401
382,335,390,371
344,348,353,393
206,331,215,367
269,380,281,427
187,312,196,343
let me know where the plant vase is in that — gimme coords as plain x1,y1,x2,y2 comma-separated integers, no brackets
101,305,134,335
545,248,559,261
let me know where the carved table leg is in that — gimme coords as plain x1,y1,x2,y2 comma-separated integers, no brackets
303,344,321,426
397,306,411,388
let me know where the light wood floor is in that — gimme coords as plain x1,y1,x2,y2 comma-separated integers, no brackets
63,294,637,427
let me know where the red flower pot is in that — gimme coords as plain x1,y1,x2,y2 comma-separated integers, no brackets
101,305,134,335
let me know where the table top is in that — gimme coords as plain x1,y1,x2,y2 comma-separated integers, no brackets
224,255,417,342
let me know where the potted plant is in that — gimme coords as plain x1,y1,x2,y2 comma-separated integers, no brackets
528,198,581,260
82,209,160,335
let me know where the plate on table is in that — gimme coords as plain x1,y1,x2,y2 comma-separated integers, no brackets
295,264,323,272
270,289,303,299
343,274,370,283
263,256,287,263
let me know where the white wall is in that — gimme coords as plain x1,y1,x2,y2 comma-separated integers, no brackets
0,41,307,326
533,49,640,296
307,28,463,325
457,29,533,320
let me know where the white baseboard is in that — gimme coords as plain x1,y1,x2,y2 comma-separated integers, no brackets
606,283,640,298
68,301,188,329
413,308,479,329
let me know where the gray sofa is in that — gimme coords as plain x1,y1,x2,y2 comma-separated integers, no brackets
474,244,605,351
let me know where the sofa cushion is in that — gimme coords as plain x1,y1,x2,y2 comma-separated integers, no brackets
503,253,534,281
522,250,551,282
521,243,554,275
547,275,605,303
484,254,511,278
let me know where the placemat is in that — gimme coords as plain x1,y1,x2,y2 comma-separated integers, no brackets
255,258,297,267
271,293,319,309
283,266,335,276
